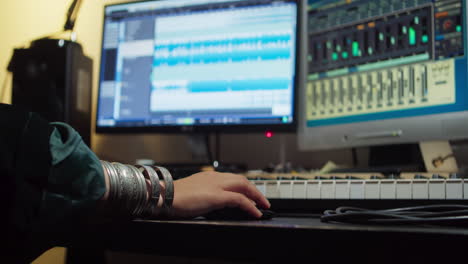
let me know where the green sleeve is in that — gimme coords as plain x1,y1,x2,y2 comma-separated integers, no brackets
42,122,106,223
31,122,107,254
3,103,107,263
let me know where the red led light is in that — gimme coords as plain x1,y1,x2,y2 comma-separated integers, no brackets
265,131,273,138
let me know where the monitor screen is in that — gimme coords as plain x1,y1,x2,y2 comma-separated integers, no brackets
299,0,468,150
96,0,302,133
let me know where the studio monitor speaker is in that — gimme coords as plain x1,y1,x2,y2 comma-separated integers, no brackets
8,38,93,146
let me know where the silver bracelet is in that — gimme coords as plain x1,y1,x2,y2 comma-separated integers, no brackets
102,161,144,217
107,162,126,214
154,166,174,216
126,164,148,217
136,165,161,216
100,160,173,218
113,162,137,215
100,161,114,201
102,160,120,205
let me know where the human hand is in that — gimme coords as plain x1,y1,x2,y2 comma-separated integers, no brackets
168,171,270,219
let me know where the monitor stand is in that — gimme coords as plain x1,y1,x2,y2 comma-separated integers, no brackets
158,134,213,180
368,143,425,174
186,133,246,173
187,134,212,164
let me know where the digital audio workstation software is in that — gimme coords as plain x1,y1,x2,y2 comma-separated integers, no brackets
96,0,299,131
306,0,466,126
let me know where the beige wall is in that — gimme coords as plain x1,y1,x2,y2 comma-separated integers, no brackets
0,0,353,170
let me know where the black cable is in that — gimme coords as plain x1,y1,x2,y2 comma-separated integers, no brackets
64,0,82,31
321,204,468,226
392,204,468,213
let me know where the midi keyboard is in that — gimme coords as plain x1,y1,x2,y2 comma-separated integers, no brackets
246,172,468,213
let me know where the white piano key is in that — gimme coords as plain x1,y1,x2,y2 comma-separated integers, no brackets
350,181,365,199
306,181,321,199
334,181,350,199
253,181,266,196
253,177,465,201
292,181,307,199
412,180,429,199
266,181,280,198
279,181,293,198
429,180,445,199
446,179,463,199
380,180,396,199
464,179,468,200
364,180,380,199
396,180,412,199
320,180,335,199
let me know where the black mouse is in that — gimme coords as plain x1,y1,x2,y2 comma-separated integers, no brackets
203,208,275,221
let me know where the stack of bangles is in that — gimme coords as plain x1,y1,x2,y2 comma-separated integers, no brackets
100,161,174,218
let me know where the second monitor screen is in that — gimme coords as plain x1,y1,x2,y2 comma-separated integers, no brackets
306,0,466,127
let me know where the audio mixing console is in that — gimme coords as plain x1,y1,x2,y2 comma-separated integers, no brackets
306,0,464,125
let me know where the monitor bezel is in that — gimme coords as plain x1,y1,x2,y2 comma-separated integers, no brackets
95,0,304,134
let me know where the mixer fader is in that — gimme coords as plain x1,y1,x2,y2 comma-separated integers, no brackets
307,60,455,121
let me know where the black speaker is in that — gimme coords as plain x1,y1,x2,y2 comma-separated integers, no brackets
8,38,93,146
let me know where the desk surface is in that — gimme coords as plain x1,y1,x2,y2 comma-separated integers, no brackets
138,215,468,236
80,215,468,263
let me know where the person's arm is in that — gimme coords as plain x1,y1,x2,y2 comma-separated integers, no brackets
99,163,270,219
1,103,270,263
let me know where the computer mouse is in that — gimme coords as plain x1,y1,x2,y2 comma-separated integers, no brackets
203,208,275,221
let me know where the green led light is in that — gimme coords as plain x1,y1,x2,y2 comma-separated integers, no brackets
415,16,420,25
352,41,359,56
326,41,332,49
409,27,416,45
402,26,407,34
457,25,462,32
379,33,384,41
182,118,194,125
282,116,289,123
332,52,338,61
336,45,342,52
368,47,373,55
422,35,428,43
342,51,349,59
391,36,396,45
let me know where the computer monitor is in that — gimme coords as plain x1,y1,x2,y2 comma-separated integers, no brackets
299,0,468,151
96,0,304,134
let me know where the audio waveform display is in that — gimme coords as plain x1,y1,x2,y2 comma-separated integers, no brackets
153,78,292,93
154,33,293,66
